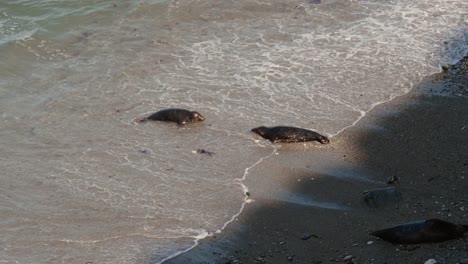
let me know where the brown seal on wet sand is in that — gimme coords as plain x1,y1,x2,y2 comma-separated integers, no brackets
251,126,330,144
135,108,205,125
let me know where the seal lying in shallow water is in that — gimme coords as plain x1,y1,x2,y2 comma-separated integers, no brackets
370,219,468,244
136,108,205,125
251,126,330,144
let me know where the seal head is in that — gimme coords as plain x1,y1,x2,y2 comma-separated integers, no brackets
251,126,267,137
190,111,205,122
316,134,330,144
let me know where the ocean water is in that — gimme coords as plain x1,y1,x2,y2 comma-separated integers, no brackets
0,0,467,263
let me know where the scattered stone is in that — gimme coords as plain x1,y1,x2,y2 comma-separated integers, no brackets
301,234,319,240
386,175,399,185
424,259,438,264
196,149,215,156
287,254,295,261
399,245,420,251
363,187,402,208
343,255,354,261
367,240,374,245
138,149,149,154
255,255,265,262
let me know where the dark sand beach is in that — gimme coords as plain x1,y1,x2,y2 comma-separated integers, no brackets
165,57,468,264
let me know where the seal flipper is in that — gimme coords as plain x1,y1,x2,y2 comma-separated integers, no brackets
133,117,148,123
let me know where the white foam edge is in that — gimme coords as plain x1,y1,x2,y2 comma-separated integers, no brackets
156,231,209,264
158,147,278,264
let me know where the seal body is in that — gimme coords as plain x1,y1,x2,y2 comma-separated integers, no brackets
370,219,468,244
251,126,330,144
138,108,205,125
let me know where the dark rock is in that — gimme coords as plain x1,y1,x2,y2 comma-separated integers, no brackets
386,175,399,185
363,187,402,208
197,149,215,156
138,149,149,154
301,234,319,240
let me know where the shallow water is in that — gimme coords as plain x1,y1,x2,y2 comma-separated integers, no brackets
0,0,467,263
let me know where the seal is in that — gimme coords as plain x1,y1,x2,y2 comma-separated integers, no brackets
369,219,468,244
136,108,205,125
251,126,330,144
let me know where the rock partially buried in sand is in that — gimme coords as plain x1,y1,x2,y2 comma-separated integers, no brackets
424,259,438,264
135,108,205,125
386,175,399,185
196,149,214,156
370,219,468,244
251,126,330,144
363,187,401,208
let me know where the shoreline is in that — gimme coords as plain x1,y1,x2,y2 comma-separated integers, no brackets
162,56,468,264
157,149,278,264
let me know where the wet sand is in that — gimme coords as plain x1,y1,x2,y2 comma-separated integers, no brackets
164,57,468,264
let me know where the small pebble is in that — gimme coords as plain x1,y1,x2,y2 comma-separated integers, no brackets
196,149,215,156
386,175,399,185
424,259,438,264
343,255,354,261
301,234,319,240
367,240,374,245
